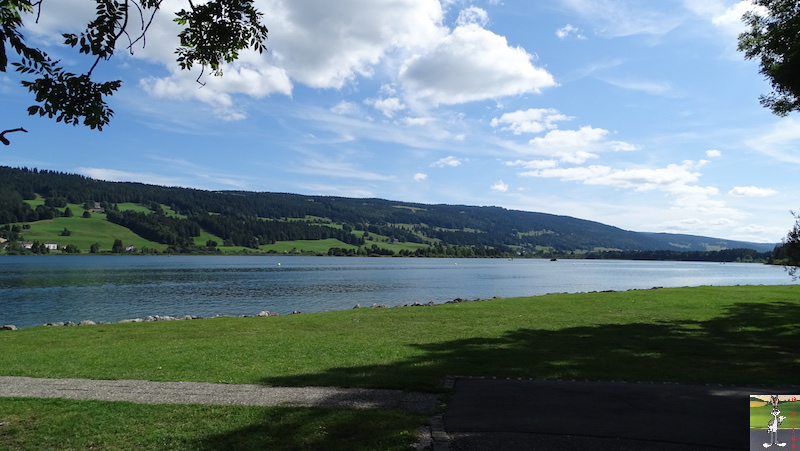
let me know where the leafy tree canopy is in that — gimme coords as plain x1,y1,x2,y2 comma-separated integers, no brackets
738,0,800,115
0,0,268,134
780,211,800,279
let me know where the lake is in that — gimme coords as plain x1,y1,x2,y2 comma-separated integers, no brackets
0,256,795,328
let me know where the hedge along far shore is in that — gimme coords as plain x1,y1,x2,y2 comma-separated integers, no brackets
0,286,674,331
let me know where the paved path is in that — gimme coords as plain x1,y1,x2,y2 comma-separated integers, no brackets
3,376,798,450
0,376,439,414
444,378,799,451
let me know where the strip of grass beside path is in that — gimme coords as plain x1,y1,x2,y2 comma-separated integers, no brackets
1,285,798,391
0,398,423,451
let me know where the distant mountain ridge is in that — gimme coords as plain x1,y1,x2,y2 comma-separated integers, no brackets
0,166,777,255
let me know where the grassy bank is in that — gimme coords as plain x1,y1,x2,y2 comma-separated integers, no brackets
0,398,423,450
2,285,798,449
2,285,798,390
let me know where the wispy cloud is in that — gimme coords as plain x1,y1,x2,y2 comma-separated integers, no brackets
431,156,466,167
729,186,778,197
75,168,185,187
491,108,573,134
518,159,745,220
746,117,800,165
556,24,586,40
557,0,685,37
292,159,397,182
602,78,676,97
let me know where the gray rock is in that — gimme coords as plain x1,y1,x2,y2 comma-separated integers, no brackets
1,325,17,331
257,311,271,317
64,321,76,326
78,320,96,326
118,318,143,323
46,322,65,327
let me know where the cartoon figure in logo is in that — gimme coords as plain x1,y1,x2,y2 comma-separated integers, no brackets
763,395,787,448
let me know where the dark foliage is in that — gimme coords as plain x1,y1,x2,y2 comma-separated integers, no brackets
2,0,268,131
738,0,800,115
0,166,778,257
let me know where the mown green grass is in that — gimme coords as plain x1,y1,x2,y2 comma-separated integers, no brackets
15,216,165,252
1,285,798,390
1,285,798,449
259,238,357,253
750,400,799,429
0,398,423,450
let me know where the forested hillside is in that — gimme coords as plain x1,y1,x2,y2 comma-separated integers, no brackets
0,166,776,259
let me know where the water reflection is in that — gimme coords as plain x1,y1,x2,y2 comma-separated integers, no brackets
0,256,793,328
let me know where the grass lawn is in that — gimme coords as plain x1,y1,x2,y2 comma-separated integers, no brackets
2,285,799,449
1,285,798,390
0,398,423,450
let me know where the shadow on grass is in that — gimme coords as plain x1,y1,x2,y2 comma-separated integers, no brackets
191,406,424,451
191,301,798,450
262,301,800,390
0,398,424,451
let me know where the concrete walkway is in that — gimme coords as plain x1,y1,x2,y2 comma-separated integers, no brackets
0,376,439,414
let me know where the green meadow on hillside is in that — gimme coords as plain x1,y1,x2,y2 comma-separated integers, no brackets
12,198,435,254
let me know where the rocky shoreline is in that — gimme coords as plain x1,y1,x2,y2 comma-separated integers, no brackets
0,288,668,331
1,297,493,331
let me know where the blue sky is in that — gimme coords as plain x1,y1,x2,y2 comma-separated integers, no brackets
2,0,798,244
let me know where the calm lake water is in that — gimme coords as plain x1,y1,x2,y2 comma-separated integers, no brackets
0,255,795,328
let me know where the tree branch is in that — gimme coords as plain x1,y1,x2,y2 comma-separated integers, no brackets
0,128,28,146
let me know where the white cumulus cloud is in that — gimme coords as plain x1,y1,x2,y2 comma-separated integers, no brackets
365,97,406,118
729,186,778,197
520,160,707,191
506,159,559,169
457,6,489,27
491,108,573,134
518,159,745,219
491,180,509,192
400,23,556,105
556,24,585,40
431,156,465,167
524,126,635,164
